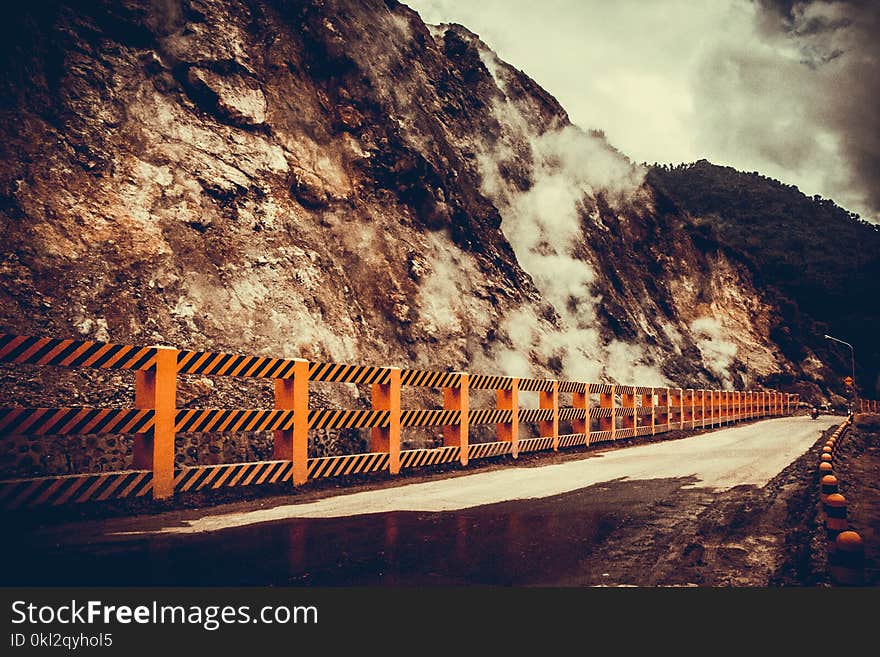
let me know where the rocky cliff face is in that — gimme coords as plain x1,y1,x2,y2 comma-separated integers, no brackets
0,0,811,476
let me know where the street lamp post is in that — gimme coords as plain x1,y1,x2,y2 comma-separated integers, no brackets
824,334,856,412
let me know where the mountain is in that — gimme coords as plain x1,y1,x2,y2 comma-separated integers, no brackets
0,0,872,476
648,160,880,400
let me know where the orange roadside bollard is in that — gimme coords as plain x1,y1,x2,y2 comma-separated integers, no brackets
830,531,864,586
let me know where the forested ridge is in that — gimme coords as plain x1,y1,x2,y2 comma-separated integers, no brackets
649,160,880,397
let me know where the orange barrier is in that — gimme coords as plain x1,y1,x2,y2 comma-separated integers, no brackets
830,531,865,586
0,333,799,508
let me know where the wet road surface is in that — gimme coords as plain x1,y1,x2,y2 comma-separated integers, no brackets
2,416,837,586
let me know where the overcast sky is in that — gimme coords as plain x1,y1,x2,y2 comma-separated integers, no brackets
406,0,879,223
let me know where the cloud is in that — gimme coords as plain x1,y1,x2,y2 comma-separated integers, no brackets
406,0,879,221
694,0,880,220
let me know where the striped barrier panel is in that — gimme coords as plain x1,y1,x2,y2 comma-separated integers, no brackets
177,350,299,378
400,409,461,427
0,407,155,436
309,362,391,385
469,409,514,425
0,334,157,371
518,378,555,392
558,433,589,449
590,430,613,442
469,375,515,390
616,428,635,439
0,469,153,509
399,446,460,469
558,381,587,393
468,441,513,460
308,409,390,430
400,369,462,388
175,460,292,492
518,436,553,453
519,409,553,423
174,409,295,434
558,408,587,421
307,452,390,479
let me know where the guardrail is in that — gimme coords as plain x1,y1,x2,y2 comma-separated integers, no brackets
0,333,798,508
857,399,878,413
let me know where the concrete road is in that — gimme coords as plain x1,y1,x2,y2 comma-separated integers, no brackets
5,415,842,586
148,414,839,534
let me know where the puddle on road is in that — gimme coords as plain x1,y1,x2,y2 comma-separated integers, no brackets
4,476,702,586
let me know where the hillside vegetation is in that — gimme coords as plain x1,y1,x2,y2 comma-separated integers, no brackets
649,160,880,397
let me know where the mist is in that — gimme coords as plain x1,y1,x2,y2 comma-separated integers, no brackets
471,47,667,386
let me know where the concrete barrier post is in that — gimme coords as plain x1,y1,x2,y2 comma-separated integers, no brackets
273,358,310,485
683,389,694,429
669,388,683,429
540,380,559,451
599,385,615,440
621,388,635,435
572,385,588,441
134,347,178,500
372,367,401,475
498,378,520,457
640,388,654,435
443,372,469,466
654,387,668,434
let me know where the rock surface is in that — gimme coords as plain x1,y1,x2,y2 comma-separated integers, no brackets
0,0,816,476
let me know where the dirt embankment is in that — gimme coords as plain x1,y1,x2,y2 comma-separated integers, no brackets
626,413,879,587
